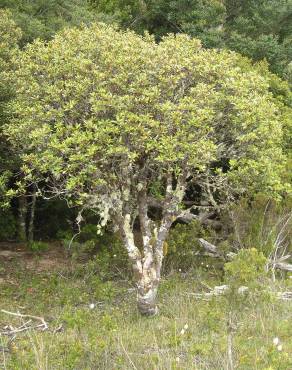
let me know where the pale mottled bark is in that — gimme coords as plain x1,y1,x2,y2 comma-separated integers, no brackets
116,170,189,316
118,211,158,315
119,213,143,281
137,280,158,316
135,173,187,315
154,172,187,279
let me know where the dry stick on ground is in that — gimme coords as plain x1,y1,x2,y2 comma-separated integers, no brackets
185,285,292,301
227,312,236,370
119,338,138,370
1,309,48,335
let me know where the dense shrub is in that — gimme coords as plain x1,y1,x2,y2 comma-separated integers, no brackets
224,248,268,289
58,224,130,279
163,220,217,273
228,195,292,257
0,208,17,240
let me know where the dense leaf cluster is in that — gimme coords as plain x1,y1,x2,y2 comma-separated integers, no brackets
6,25,287,211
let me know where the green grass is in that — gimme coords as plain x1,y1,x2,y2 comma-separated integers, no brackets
0,262,292,370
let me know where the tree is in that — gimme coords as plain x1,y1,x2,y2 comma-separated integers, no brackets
0,10,26,240
0,2,111,242
0,0,104,45
0,9,21,130
89,0,226,46
90,0,292,81
224,0,292,81
6,24,286,314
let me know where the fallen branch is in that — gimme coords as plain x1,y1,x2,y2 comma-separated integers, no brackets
278,291,292,300
198,238,236,260
185,285,292,301
198,238,221,257
186,285,248,299
198,239,292,272
273,262,292,272
1,309,48,335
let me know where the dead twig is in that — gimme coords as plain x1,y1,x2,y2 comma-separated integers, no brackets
198,238,292,272
184,285,292,301
1,309,48,335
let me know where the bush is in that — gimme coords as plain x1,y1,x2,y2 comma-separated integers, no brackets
228,195,292,257
163,220,217,273
0,208,17,241
28,240,49,253
58,224,130,279
224,248,268,289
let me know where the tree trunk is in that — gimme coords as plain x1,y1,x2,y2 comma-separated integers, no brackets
136,266,160,316
116,171,187,316
18,195,27,242
27,185,37,242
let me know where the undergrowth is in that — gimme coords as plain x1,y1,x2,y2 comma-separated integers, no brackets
0,262,291,370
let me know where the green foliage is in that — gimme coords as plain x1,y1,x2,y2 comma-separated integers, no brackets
91,0,292,81
0,0,104,45
0,9,21,124
0,208,17,240
0,9,21,64
164,220,217,272
228,195,292,256
90,0,226,46
224,0,292,80
27,240,49,253
224,248,268,288
0,9,22,206
6,24,287,232
58,223,130,279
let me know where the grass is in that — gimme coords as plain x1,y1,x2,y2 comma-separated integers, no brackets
0,258,292,369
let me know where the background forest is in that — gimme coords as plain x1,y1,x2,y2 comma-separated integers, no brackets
0,1,292,369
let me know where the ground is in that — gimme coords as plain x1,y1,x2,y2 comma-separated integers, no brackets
0,243,292,369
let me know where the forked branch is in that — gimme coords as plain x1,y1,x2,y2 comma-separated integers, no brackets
1,309,48,335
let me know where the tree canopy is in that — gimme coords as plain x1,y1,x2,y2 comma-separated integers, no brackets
90,0,292,82
6,24,287,313
0,10,22,200
0,0,108,45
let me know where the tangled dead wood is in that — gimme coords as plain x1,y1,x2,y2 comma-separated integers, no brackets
0,309,48,335
198,238,292,272
185,284,292,301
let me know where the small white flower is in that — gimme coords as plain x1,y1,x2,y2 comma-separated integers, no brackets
277,344,283,351
178,268,182,272
238,286,249,294
89,303,95,309
137,183,143,191
201,262,204,265
184,324,188,330
273,337,280,346
113,254,117,257
175,357,180,362
206,264,209,268
180,329,185,335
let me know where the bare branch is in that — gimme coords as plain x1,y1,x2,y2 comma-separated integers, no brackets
273,262,292,272
198,238,222,257
1,309,48,335
185,286,292,301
